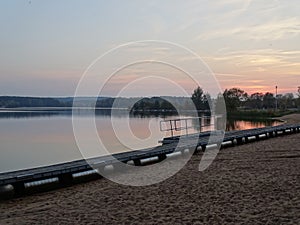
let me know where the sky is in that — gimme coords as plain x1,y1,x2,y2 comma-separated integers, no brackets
0,0,299,97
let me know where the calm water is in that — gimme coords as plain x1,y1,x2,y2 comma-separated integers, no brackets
0,109,281,173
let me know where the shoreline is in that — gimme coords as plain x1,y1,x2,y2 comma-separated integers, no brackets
276,113,300,124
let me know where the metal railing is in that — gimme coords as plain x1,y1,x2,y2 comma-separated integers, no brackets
160,115,223,137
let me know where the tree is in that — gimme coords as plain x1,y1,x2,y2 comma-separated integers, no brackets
191,86,209,110
285,93,295,109
277,93,295,110
160,99,175,110
154,100,160,110
223,88,247,112
248,92,264,109
263,92,275,109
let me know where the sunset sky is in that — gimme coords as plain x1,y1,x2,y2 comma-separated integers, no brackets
0,0,299,97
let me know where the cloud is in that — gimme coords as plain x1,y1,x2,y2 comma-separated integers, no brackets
198,17,300,41
215,72,245,77
177,0,253,32
204,48,300,73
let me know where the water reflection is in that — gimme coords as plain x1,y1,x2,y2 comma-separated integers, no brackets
226,119,281,131
0,108,180,119
0,111,62,118
130,110,179,118
0,109,282,172
0,109,282,130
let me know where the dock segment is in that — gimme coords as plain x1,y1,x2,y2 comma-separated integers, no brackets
0,124,299,196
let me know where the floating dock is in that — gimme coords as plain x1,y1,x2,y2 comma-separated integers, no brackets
0,123,299,196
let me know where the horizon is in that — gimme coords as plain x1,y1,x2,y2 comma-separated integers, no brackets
0,90,298,99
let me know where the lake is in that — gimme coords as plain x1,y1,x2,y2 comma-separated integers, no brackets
0,108,281,173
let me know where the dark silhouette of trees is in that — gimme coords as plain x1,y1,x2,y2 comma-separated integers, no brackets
0,97,64,108
222,89,298,111
130,97,176,112
263,92,276,109
191,86,209,110
277,93,295,110
248,92,264,109
96,97,115,108
223,88,247,112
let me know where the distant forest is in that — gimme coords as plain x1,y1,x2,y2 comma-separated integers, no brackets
0,86,299,113
0,96,65,108
0,96,194,110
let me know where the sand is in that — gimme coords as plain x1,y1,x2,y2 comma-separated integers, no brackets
278,113,300,124
0,115,300,224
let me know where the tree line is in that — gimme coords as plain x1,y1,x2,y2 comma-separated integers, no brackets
190,86,300,112
220,87,300,112
0,86,299,112
0,96,65,108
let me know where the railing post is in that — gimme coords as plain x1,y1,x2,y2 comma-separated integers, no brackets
199,118,202,132
170,120,174,137
185,119,188,136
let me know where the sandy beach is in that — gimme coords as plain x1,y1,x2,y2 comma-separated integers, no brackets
0,115,300,224
277,113,300,125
